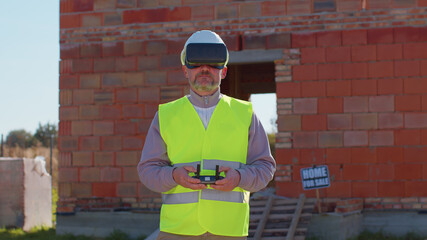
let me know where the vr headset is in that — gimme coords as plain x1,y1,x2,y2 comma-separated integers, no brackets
185,43,228,69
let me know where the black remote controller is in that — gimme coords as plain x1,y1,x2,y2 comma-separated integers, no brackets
193,164,224,184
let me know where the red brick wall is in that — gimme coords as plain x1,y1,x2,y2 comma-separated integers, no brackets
275,27,427,207
58,0,427,212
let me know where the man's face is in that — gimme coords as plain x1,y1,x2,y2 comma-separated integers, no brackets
183,65,227,96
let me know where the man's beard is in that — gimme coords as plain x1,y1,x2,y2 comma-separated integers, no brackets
190,70,220,91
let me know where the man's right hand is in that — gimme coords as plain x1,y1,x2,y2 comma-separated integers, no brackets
172,166,207,190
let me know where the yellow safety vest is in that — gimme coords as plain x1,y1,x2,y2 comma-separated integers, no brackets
158,95,253,237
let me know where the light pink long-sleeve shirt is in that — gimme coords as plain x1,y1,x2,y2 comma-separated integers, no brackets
137,89,276,193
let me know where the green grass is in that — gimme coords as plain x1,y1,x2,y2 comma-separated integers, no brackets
0,228,146,240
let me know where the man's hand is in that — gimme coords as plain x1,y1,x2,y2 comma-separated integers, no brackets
211,166,240,192
172,166,207,190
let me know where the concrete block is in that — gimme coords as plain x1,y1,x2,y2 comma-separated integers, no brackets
0,158,52,230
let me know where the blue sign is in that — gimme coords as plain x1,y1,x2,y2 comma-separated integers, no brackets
300,165,330,190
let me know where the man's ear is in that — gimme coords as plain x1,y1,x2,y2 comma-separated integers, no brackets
221,66,227,79
182,65,188,78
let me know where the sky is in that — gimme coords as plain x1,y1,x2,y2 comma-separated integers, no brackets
0,1,277,138
0,1,59,137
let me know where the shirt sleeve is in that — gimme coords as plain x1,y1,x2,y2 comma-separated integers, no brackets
137,111,178,193
236,112,277,192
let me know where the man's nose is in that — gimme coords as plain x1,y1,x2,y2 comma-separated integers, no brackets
199,65,210,70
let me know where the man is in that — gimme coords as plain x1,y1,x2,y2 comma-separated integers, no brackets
137,30,276,239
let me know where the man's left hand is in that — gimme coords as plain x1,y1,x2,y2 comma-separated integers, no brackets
210,166,240,192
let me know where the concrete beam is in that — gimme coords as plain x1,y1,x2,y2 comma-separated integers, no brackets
229,49,283,64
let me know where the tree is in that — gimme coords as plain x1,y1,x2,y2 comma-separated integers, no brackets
6,129,37,148
34,122,58,148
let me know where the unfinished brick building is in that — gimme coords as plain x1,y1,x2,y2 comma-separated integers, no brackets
58,0,427,237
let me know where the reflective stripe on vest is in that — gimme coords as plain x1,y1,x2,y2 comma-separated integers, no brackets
158,95,252,237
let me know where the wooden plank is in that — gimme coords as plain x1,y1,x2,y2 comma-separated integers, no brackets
286,194,306,240
250,213,311,221
254,195,275,240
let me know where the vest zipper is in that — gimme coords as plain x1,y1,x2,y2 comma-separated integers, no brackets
204,96,208,105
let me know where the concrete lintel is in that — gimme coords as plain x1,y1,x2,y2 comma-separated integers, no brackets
229,49,283,64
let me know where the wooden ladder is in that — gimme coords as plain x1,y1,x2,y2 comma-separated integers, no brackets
248,194,314,240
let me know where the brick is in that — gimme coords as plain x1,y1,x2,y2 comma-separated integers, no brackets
101,136,122,151
137,119,153,134
395,95,421,112
378,113,403,129
344,96,368,113
318,131,343,148
378,147,403,163
317,31,341,47
352,79,377,96
294,98,317,114
138,56,159,71
115,120,136,135
369,61,394,79
352,182,378,198
116,88,137,103
353,113,377,130
293,65,317,81
169,6,191,22
80,168,100,182
276,82,301,98
94,152,114,166
326,80,351,97
123,167,139,182
59,168,78,182
160,87,183,102
276,149,300,165
326,46,350,63
326,148,351,164
352,147,377,162
327,114,351,130
71,121,92,136
124,41,145,56
59,136,79,151
318,97,343,113
94,58,115,73
60,106,79,121
116,56,137,72
123,136,145,150
191,5,214,20
116,151,139,166
378,182,404,197
421,130,427,145
242,35,266,50
326,182,351,198
403,42,427,60
301,81,326,97
369,96,394,112
94,0,115,10
59,121,72,136
145,71,167,86
286,0,312,15
59,183,71,197
302,115,326,131
59,152,72,167
422,61,427,76
405,113,427,128
101,105,121,120
145,104,159,118
351,45,376,62
277,115,301,131
81,13,102,27
267,33,291,49
405,182,427,197
60,60,72,74
423,96,427,111
167,39,186,55
139,87,160,103
395,129,421,146
344,165,370,180
73,89,94,105
291,32,316,48
344,131,368,147
293,132,317,148
60,75,79,89
395,164,422,180
404,78,427,94
395,60,420,77
313,0,336,12
80,74,100,89
342,63,368,79
117,183,137,197
94,90,113,105
103,12,122,26
342,29,368,47
72,59,93,73
160,55,180,69
93,183,116,197
60,14,80,29
101,167,122,182
371,164,395,181
261,1,286,16
61,44,80,59
123,8,166,24
239,2,260,18
102,73,124,88
404,147,427,163
60,0,74,13
78,106,99,121
370,130,394,146
123,73,144,87
138,183,159,198
377,44,403,61
337,0,361,12
378,78,403,95
73,0,93,11
102,42,123,57
300,48,325,64
122,104,144,119
216,4,238,19
222,35,240,52
368,28,394,44
72,183,92,198
276,182,303,198
168,70,187,85
79,136,100,151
